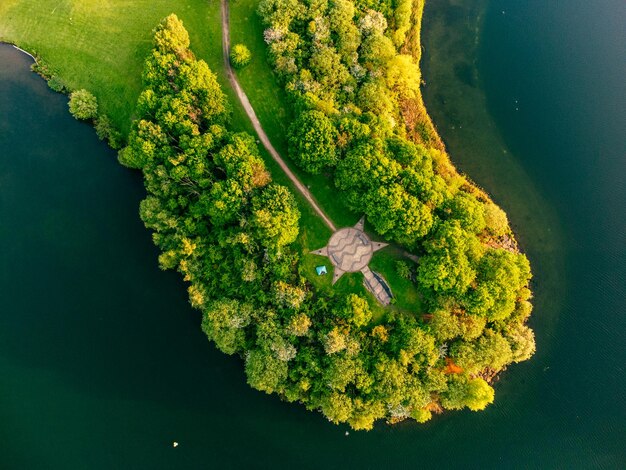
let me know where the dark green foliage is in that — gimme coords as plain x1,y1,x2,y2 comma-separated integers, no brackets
47,75,67,93
468,249,532,320
417,221,481,296
288,110,339,174
94,114,123,149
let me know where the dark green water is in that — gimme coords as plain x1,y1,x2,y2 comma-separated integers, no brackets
1,0,625,467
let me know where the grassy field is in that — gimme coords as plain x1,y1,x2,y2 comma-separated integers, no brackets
0,0,240,135
0,0,423,315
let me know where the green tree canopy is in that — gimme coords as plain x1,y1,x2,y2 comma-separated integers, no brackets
441,376,495,411
250,184,300,249
68,89,98,120
288,110,339,174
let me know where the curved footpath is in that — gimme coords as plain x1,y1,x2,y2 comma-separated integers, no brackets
220,0,337,232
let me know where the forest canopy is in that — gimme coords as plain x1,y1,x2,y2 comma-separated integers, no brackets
120,13,535,431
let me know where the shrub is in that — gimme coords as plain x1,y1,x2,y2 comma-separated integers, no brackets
94,114,123,149
47,76,67,93
230,44,252,68
395,260,411,280
68,89,98,120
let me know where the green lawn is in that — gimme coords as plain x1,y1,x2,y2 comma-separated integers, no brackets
0,0,239,135
0,0,422,316
369,249,424,314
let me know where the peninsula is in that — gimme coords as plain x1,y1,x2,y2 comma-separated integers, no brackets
0,0,535,430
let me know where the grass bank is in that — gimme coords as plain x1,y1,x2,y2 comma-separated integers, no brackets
0,0,238,135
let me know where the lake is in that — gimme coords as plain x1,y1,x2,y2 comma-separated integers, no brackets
1,0,625,467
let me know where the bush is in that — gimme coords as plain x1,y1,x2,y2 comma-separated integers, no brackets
395,260,411,280
230,44,252,68
47,76,67,93
94,114,123,149
68,89,98,120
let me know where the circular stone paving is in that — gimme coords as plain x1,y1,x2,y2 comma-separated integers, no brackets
326,228,373,272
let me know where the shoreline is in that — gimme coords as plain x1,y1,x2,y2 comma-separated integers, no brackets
10,43,36,62
407,2,521,251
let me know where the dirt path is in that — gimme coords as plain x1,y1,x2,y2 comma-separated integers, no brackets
220,0,337,232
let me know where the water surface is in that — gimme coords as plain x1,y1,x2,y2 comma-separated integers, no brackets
1,0,625,466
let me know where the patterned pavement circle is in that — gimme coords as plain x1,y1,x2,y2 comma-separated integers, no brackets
326,227,373,272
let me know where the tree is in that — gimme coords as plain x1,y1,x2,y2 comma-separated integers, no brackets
430,308,486,342
94,115,122,149
391,0,412,46
365,183,433,245
257,0,306,31
411,408,432,423
335,140,400,208
271,338,297,361
245,349,288,394
417,221,482,296
328,0,360,62
441,376,494,411
468,249,532,321
273,281,306,309
348,398,386,431
215,133,271,191
309,45,351,92
464,377,495,411
250,184,300,249
484,202,510,237
68,89,98,120
386,54,421,99
153,14,190,57
201,299,252,355
502,323,536,363
342,294,372,327
230,44,252,68
323,355,358,391
359,31,395,68
358,79,394,116
451,329,514,374
207,180,246,226
320,392,353,424
286,313,311,336
288,110,339,174
323,327,348,355
444,191,486,234
395,261,411,280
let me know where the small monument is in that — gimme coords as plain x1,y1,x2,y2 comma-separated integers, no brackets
311,218,392,305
